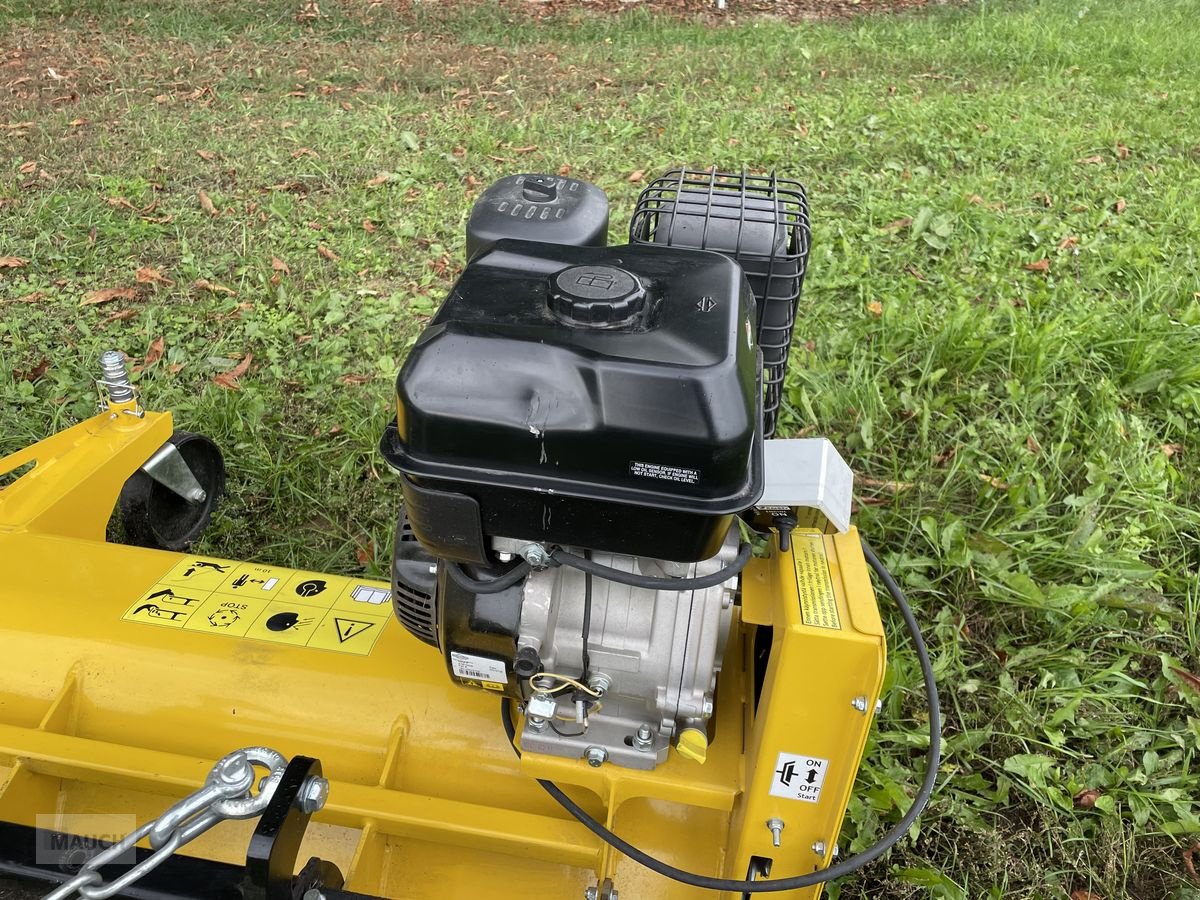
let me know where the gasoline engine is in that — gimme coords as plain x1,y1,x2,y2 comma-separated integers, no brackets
382,169,821,769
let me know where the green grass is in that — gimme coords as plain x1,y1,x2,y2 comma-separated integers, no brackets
2,0,1199,896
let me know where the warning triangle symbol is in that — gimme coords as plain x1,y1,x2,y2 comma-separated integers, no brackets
334,617,375,643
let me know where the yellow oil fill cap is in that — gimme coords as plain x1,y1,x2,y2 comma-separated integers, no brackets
676,728,709,764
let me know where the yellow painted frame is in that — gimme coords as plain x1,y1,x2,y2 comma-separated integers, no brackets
0,400,885,899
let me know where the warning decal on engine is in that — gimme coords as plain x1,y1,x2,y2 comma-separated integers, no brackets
792,535,841,630
121,556,389,656
629,460,700,485
770,752,830,803
450,651,508,686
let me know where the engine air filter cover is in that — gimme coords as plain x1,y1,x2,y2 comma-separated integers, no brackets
380,240,763,563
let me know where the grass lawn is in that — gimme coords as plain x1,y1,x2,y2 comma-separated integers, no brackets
2,0,1199,896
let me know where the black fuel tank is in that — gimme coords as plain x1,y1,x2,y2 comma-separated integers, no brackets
380,240,763,563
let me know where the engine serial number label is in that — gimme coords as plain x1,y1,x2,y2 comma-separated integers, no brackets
629,460,700,485
451,651,509,685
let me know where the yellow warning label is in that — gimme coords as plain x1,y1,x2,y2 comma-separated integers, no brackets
306,609,388,654
793,535,841,630
123,584,208,628
123,556,391,655
157,557,238,592
184,594,271,637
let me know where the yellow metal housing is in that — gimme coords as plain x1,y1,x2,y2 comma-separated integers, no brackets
0,404,885,899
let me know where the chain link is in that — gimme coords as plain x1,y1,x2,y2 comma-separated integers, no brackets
43,747,292,900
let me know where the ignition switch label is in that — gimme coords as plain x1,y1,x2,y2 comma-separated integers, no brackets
629,460,700,485
792,535,841,630
770,752,830,803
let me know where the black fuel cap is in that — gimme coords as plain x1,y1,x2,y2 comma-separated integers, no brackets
549,265,645,326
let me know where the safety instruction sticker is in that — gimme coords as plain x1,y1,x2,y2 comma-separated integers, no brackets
122,556,390,656
770,752,829,804
792,535,841,630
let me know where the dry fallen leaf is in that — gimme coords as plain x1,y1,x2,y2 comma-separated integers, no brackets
291,147,318,158
1184,840,1200,882
106,197,137,211
81,286,138,306
12,290,46,303
1116,143,1131,160
198,189,218,216
628,170,645,183
1073,788,1102,809
0,256,30,269
68,117,88,127
212,353,253,391
100,308,138,325
1023,258,1051,274
197,149,216,161
1069,891,1102,900
365,172,390,187
1057,235,1079,251
317,244,339,262
271,256,290,275
513,145,539,154
339,373,370,385
144,336,165,366
135,266,173,286
355,538,375,566
18,161,37,175
361,219,377,234
1026,435,1041,455
978,472,1010,490
1076,155,1104,165
966,194,985,205
14,358,50,382
1171,667,1200,695
1161,443,1183,458
882,217,912,231
558,164,572,176
867,300,883,317
1113,198,1127,214
193,278,236,296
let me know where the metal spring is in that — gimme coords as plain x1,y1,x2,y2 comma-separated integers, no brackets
99,349,135,403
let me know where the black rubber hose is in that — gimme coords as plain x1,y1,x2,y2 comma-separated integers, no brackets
550,542,753,592
445,559,532,594
501,535,940,892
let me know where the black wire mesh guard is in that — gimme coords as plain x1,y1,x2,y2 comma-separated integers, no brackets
628,169,811,439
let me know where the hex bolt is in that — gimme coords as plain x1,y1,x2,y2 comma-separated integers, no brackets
188,487,208,503
587,673,612,696
497,551,514,563
296,775,330,814
875,698,883,715
851,695,868,713
584,747,608,768
99,350,135,403
526,715,549,734
302,891,326,900
701,694,715,718
811,840,826,858
633,724,654,752
766,817,784,848
832,844,841,859
584,888,598,900
520,544,550,568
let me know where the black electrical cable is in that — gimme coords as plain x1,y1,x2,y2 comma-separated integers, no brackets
445,559,532,594
551,542,754,592
580,554,593,680
501,536,940,892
